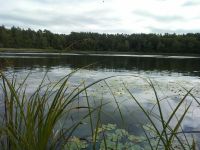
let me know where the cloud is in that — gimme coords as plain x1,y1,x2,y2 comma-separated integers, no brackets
182,1,200,6
0,11,119,33
149,27,200,34
0,0,120,33
133,10,184,22
0,0,200,34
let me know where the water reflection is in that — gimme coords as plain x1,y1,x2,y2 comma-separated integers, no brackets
0,54,200,76
1,54,200,147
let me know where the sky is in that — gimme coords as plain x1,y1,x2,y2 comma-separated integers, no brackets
0,0,200,34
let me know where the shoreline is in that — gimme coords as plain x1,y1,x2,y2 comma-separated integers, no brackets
0,48,200,58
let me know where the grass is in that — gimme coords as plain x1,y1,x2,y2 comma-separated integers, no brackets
124,80,195,149
0,71,199,149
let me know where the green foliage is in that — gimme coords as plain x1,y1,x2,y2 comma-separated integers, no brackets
0,71,112,150
95,124,148,150
1,25,200,53
63,137,88,150
124,80,197,150
64,123,149,150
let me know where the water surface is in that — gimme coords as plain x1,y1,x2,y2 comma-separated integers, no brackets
0,53,200,143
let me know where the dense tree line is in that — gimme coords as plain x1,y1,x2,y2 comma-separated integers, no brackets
0,25,200,54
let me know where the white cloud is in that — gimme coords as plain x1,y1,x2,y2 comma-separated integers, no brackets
0,0,200,34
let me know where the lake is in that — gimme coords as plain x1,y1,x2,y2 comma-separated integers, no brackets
0,52,200,146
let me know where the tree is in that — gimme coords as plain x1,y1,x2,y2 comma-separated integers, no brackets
0,25,200,54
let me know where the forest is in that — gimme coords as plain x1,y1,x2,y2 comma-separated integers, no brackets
0,25,200,54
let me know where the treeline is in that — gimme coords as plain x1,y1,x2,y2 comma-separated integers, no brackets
1,25,200,54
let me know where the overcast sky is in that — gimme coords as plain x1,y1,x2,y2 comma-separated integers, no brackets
1,0,200,34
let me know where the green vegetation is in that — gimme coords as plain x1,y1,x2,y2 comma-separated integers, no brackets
0,71,199,149
0,48,56,52
1,26,200,54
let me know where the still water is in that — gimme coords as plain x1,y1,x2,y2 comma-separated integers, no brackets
0,53,200,143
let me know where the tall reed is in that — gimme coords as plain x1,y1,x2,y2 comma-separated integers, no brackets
0,72,199,149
